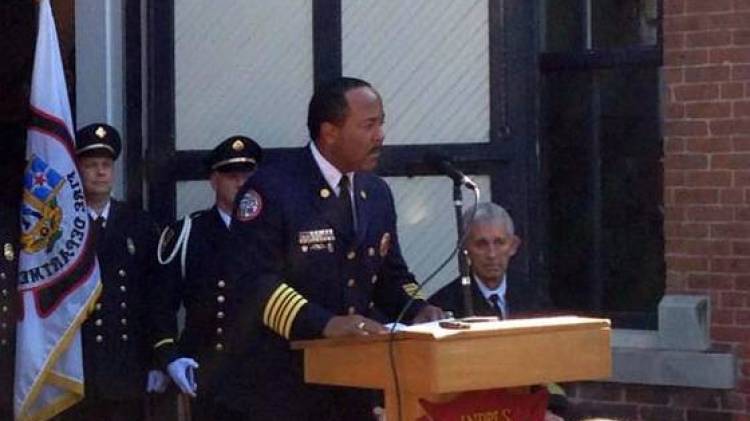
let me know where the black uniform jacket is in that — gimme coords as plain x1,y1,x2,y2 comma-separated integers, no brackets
80,200,159,401
0,203,20,414
151,207,237,392
217,146,428,415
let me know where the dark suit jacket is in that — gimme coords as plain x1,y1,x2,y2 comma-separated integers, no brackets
429,270,551,319
80,200,159,401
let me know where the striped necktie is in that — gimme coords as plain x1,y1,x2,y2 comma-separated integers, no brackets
488,293,504,319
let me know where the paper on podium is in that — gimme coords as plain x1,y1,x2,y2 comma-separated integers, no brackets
389,315,610,340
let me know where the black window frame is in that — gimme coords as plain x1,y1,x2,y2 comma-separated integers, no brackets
539,0,665,328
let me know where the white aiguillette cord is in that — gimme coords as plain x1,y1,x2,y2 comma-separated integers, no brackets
157,215,192,280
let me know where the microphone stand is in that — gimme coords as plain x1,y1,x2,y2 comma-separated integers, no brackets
453,181,474,318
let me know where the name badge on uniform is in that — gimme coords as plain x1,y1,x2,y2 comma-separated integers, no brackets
126,237,136,255
298,229,335,253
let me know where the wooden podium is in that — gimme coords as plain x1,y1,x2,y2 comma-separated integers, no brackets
292,316,611,420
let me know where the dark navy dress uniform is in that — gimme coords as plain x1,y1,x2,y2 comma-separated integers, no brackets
59,200,161,420
152,207,240,418
0,122,24,420
216,146,429,420
0,204,20,421
151,135,261,420
57,123,161,421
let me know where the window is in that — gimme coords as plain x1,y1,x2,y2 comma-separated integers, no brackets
540,0,664,328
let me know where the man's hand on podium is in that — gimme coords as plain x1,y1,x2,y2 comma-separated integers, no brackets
412,304,446,324
323,315,387,337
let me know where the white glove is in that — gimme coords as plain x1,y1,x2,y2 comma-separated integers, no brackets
167,357,199,397
146,370,170,393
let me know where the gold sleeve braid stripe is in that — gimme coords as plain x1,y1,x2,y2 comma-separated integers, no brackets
263,283,309,339
153,338,175,349
402,283,426,300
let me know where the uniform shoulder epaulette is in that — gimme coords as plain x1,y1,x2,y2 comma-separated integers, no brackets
188,209,208,220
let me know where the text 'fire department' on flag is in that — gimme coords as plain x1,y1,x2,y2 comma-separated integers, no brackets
14,0,102,420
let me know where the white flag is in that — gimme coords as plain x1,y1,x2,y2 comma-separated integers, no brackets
14,1,102,420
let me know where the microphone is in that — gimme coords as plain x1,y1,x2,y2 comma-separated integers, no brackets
424,153,478,190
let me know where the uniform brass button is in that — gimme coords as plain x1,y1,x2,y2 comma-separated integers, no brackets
371,275,378,284
1,289,7,296
1,306,7,313
120,302,127,310
120,285,127,292
369,301,375,309
118,269,126,277
0,272,6,280
1,322,6,330
217,280,226,288
121,318,128,326
216,311,225,319
347,306,356,315
216,327,223,335
347,279,356,288
1,339,7,346
368,247,375,256
121,334,128,342
95,335,104,343
95,303,102,311
347,251,356,260
215,343,224,351
95,319,103,326
217,295,226,304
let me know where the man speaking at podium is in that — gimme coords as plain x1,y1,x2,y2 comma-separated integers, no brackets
216,77,444,420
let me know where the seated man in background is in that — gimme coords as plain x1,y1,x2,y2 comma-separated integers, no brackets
430,202,567,421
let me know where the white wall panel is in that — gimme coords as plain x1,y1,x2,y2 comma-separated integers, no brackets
342,0,489,145
387,175,491,297
176,180,213,219
175,0,313,150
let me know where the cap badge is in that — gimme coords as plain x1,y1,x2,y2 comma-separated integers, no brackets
232,139,245,151
94,126,107,139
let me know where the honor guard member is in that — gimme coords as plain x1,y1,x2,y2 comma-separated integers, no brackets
152,135,262,420
216,77,445,420
57,123,167,421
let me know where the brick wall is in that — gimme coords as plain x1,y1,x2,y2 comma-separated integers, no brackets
663,0,750,418
568,1,750,420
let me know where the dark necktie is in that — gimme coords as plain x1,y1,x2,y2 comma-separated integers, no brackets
338,176,354,238
488,294,504,319
92,215,105,243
